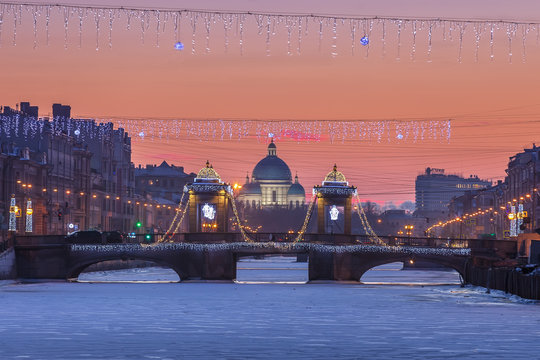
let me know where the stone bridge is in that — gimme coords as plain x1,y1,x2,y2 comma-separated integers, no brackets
12,235,515,282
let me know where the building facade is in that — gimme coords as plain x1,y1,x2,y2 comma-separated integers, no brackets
134,161,195,232
238,140,305,209
0,103,148,234
415,167,491,220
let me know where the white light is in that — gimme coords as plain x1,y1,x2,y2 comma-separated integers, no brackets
25,199,33,233
138,131,145,138
329,205,339,221
9,196,16,232
74,129,81,136
202,203,216,220
68,223,75,229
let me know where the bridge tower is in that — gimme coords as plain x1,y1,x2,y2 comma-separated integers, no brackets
185,161,231,233
313,164,357,235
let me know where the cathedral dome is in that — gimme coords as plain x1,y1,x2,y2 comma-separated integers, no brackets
288,183,305,196
288,174,305,195
240,181,262,195
252,140,292,182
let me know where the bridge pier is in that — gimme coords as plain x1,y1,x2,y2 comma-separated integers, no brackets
199,249,236,281
308,251,364,282
16,244,69,280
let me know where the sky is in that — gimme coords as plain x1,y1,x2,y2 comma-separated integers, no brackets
2,0,540,204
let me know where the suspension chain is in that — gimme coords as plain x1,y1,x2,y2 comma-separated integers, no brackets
294,195,317,242
227,192,253,242
354,194,385,245
160,198,190,243
163,190,186,238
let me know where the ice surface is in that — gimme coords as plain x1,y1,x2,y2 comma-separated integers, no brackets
0,258,538,359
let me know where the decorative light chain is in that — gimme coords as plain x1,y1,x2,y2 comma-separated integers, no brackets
25,199,32,233
354,194,385,245
163,190,186,239
160,197,190,243
0,115,452,144
1,2,536,62
8,195,17,232
294,196,317,242
227,192,253,242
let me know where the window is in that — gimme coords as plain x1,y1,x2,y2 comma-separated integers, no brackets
272,191,277,203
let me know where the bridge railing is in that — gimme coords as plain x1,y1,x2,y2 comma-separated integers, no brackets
11,233,517,258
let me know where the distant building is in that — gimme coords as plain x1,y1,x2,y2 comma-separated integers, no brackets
134,162,195,233
135,161,195,203
19,102,39,118
1,101,38,118
375,209,428,237
52,103,71,119
238,139,305,209
499,144,540,239
415,167,491,219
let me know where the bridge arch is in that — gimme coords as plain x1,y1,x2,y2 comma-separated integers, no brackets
67,254,185,281
354,254,467,282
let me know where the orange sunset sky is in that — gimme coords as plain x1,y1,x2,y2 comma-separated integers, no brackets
2,0,540,205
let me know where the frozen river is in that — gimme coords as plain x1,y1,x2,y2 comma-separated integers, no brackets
0,257,538,359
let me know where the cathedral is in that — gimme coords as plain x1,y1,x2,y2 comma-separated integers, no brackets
238,140,305,209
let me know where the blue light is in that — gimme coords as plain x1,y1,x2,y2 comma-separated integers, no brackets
360,36,369,46
138,131,145,138
397,133,403,140
174,41,184,50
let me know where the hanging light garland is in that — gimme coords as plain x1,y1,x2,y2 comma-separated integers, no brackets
354,194,385,245
162,198,190,242
162,191,186,240
294,195,317,242
0,115,452,144
0,2,539,62
227,192,253,242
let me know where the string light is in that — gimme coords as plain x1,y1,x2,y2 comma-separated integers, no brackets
0,113,452,144
8,195,17,232
426,188,540,235
73,242,471,257
354,194,384,245
0,2,538,62
227,192,252,242
161,198,190,242
163,191,186,238
294,196,316,242
25,199,33,233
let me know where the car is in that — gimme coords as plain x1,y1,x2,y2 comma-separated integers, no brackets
102,231,124,244
65,230,102,244
65,230,125,244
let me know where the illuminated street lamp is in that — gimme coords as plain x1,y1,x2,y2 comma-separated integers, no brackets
404,224,414,237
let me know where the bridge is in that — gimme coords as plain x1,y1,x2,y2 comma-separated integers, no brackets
13,233,517,283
